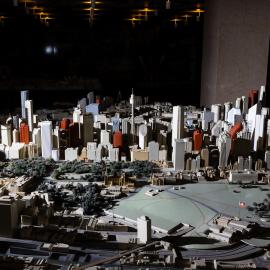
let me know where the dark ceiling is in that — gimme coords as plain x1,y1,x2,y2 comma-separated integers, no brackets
0,0,205,107
1,0,204,25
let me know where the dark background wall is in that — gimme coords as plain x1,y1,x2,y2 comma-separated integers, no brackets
201,0,270,107
0,0,204,111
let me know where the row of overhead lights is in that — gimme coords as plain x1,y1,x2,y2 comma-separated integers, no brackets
128,2,205,27
17,0,54,26
81,0,205,27
0,0,204,27
0,15,8,26
82,0,102,25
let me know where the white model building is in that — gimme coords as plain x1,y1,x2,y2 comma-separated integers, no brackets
12,129,19,143
217,132,231,168
32,128,41,148
51,149,60,161
148,141,159,161
53,126,60,149
21,90,29,119
201,108,214,130
171,106,184,147
227,108,242,125
9,143,26,159
224,102,232,122
254,114,265,151
109,147,119,162
173,139,185,171
1,125,12,146
228,170,258,184
137,216,151,244
65,148,78,161
121,118,129,134
27,143,39,158
40,121,53,159
100,130,110,145
265,151,270,170
211,104,221,123
130,90,135,135
25,100,33,132
87,142,97,161
139,124,148,149
241,96,248,114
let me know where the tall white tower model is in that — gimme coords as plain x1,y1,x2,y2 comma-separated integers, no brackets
217,132,231,168
1,125,12,146
173,139,185,171
171,106,184,164
211,104,221,123
21,90,29,119
137,216,151,244
25,100,33,132
40,121,53,159
139,124,148,149
224,102,232,122
171,106,184,147
130,89,135,135
73,107,82,139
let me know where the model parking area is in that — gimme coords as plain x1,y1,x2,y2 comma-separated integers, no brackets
111,183,270,234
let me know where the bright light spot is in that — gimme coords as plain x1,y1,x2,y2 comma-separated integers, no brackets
45,45,58,55
45,46,53,54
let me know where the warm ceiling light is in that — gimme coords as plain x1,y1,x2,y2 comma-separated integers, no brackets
180,14,192,23
82,1,102,4
170,18,182,27
127,17,141,27
138,8,155,13
170,18,181,22
36,11,49,18
189,8,205,21
42,16,54,26
42,16,53,20
28,5,43,14
83,7,101,11
29,5,42,10
134,13,144,18
127,17,141,22
18,0,35,7
137,7,156,21
190,8,205,14
0,15,8,23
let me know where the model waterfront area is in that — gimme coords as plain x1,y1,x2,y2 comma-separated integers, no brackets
0,88,269,270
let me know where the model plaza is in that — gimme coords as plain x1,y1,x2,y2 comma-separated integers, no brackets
110,183,270,235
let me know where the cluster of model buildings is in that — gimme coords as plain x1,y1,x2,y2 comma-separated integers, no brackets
0,86,270,177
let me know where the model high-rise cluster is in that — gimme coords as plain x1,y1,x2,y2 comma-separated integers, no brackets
0,86,269,177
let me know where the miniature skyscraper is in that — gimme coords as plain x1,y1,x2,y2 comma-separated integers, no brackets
25,100,33,132
130,89,135,135
137,216,151,244
40,121,53,159
21,90,29,119
172,106,184,164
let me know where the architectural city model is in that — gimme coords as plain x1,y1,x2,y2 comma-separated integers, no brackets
0,88,269,269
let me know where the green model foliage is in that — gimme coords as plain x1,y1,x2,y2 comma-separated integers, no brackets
3,158,55,178
38,181,112,215
53,160,159,180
